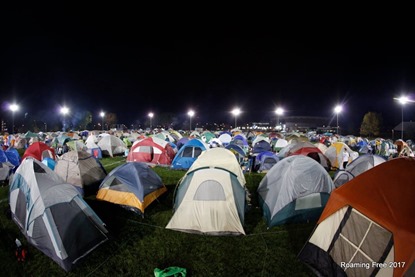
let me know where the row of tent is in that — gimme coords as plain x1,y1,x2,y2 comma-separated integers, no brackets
6,133,415,275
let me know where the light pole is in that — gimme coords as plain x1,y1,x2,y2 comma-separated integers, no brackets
100,111,105,131
60,106,69,132
275,107,284,131
9,103,19,134
188,110,194,131
334,105,342,135
148,112,154,130
232,108,241,128
394,96,415,139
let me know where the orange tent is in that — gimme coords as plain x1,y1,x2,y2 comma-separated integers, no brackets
299,157,415,277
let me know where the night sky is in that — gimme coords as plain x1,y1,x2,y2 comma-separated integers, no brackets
2,8,415,133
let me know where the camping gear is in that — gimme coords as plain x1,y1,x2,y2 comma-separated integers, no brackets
254,151,279,173
171,138,209,170
257,155,334,227
298,157,415,277
54,150,107,196
127,136,175,166
166,148,247,236
9,158,108,272
97,134,128,157
333,154,386,187
96,162,167,214
324,141,358,169
22,141,56,161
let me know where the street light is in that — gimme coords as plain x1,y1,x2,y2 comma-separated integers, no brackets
100,111,105,131
188,110,195,131
334,105,342,135
394,96,415,139
232,108,241,128
275,107,284,131
148,112,154,130
9,103,19,134
60,106,69,132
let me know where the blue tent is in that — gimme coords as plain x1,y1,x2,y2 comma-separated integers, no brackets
225,144,246,165
230,134,249,154
252,140,272,154
5,148,21,168
171,138,208,170
254,151,279,172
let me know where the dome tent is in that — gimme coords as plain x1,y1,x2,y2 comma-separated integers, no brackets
96,162,167,214
257,155,334,227
9,158,108,272
166,148,247,236
299,157,415,277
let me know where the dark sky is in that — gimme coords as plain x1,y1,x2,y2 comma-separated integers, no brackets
2,8,415,132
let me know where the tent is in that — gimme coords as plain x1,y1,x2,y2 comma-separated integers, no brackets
96,162,167,214
166,148,247,235
66,140,87,152
225,143,246,165
333,154,386,187
0,147,20,179
200,131,216,144
54,150,107,196
218,133,232,147
9,158,108,272
324,141,358,170
22,141,56,161
273,138,288,152
171,138,209,170
298,157,415,277
230,134,250,154
4,147,21,168
127,136,176,166
254,151,279,173
97,134,128,157
252,139,272,154
279,141,331,171
257,155,335,227
0,148,15,182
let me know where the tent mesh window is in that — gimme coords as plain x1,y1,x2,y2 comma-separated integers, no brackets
193,147,203,158
41,150,54,160
102,177,129,192
182,147,193,157
329,207,393,277
33,161,47,173
194,180,226,201
334,172,353,187
263,157,277,167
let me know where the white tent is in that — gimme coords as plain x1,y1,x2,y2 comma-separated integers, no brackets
97,134,128,157
166,148,247,235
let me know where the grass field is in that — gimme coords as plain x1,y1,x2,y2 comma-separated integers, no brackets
0,156,315,276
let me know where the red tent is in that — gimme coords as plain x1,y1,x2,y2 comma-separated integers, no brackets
22,142,56,161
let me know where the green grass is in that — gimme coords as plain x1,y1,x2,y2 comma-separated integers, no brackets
0,158,316,277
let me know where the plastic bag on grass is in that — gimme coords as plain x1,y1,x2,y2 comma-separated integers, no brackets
154,266,186,277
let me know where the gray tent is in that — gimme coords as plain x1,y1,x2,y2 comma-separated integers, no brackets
9,158,108,272
257,155,335,227
54,150,107,195
333,154,386,187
